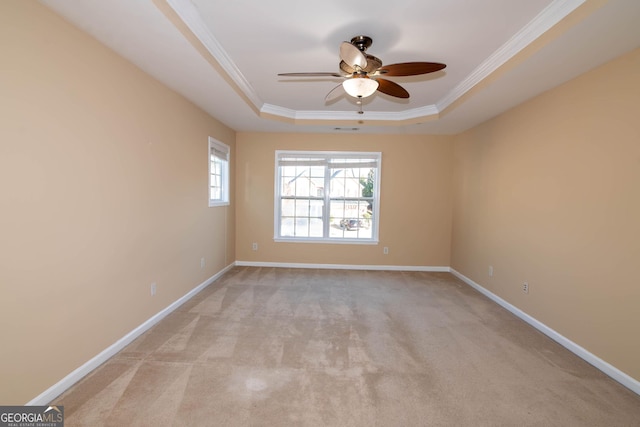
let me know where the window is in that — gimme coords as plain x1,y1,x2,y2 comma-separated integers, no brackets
275,151,381,243
209,137,229,206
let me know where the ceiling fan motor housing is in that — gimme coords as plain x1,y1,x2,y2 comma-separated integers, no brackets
351,35,373,52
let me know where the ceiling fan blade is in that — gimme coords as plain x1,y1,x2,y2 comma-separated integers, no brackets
340,41,367,69
376,78,410,98
325,83,345,102
278,72,344,78
378,62,446,76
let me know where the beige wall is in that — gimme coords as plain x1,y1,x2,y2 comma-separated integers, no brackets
0,1,235,404
451,48,640,381
235,133,453,267
3,0,638,406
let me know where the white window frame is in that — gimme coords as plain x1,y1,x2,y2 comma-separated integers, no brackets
209,137,230,207
274,150,381,244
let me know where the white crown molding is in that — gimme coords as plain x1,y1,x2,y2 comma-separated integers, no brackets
437,0,586,112
165,0,263,109
168,0,584,125
259,103,297,119
261,103,440,124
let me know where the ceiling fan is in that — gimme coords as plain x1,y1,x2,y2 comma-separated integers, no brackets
278,35,446,105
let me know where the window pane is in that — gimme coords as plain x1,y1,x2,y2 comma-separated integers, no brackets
295,199,310,216
309,166,324,178
281,198,295,216
309,218,323,237
308,199,323,218
295,218,309,237
210,187,220,200
211,158,221,175
329,200,365,220
280,217,295,237
280,166,296,195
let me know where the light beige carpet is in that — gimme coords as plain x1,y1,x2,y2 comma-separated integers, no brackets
54,267,640,426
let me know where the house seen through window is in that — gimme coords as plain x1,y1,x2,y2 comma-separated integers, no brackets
275,151,381,243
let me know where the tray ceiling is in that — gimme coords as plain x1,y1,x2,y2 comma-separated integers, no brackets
40,0,640,134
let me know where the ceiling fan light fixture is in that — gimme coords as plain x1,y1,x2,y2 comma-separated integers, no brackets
342,76,379,98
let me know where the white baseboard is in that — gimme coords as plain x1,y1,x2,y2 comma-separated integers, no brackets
235,261,450,272
450,268,640,396
27,262,236,406
28,262,638,404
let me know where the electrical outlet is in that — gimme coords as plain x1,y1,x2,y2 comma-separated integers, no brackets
383,247,389,255
488,265,493,277
522,282,529,294
201,257,205,269
151,282,157,296
252,243,258,251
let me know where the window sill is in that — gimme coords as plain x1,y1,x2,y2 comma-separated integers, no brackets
209,201,230,207
274,237,378,245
